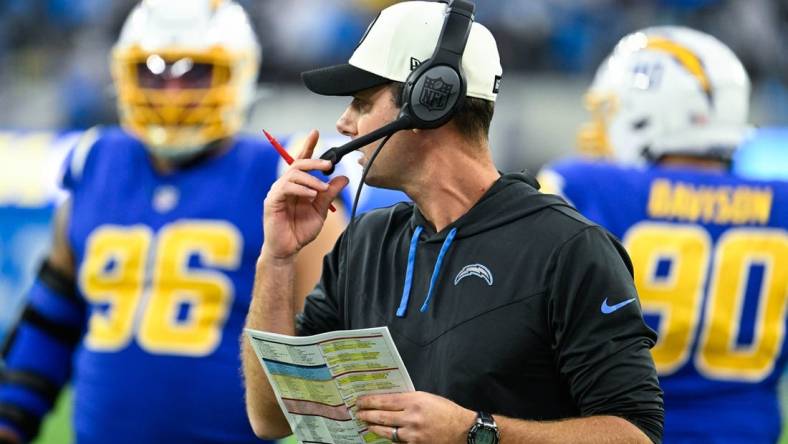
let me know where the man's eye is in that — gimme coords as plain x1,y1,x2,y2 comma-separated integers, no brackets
351,97,370,112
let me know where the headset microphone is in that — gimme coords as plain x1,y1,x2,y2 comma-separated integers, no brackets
320,113,414,174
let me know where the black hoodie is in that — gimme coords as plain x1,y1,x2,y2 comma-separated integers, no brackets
298,172,664,443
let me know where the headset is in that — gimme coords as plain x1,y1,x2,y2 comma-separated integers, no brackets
320,0,475,173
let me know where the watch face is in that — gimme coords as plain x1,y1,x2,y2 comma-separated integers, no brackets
475,427,497,444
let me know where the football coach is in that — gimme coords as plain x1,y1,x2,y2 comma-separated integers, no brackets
242,1,664,443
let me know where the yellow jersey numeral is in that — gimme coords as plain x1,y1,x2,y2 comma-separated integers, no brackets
80,221,242,357
624,222,788,381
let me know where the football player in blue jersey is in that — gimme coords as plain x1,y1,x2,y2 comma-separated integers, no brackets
539,27,788,443
0,1,345,443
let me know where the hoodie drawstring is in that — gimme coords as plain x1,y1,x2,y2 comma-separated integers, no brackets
419,227,457,313
396,226,423,317
396,226,457,318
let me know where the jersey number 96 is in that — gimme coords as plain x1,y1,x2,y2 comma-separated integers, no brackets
79,221,242,357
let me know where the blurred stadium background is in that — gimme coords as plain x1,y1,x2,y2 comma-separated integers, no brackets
0,0,785,443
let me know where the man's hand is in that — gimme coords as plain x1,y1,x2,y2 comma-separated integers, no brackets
356,392,476,444
262,129,349,260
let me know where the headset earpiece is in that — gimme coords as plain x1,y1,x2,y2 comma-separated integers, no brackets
400,0,474,129
401,60,466,128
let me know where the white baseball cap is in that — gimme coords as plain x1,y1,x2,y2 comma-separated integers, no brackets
302,1,503,102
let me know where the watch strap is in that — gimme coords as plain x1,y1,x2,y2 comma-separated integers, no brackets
478,411,496,428
468,411,499,444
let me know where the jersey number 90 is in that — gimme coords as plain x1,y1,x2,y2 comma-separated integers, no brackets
624,222,787,382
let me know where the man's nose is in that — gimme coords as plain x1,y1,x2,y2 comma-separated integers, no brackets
336,108,356,138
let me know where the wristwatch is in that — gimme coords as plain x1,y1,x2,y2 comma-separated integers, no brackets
467,411,499,444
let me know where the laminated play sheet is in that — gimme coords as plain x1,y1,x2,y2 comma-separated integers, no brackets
245,326,414,444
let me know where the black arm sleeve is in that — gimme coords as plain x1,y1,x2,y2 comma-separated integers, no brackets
295,231,346,336
0,261,85,441
548,226,664,444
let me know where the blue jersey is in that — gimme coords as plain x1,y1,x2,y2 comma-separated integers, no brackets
0,130,74,342
339,185,410,216
62,127,278,444
540,158,788,443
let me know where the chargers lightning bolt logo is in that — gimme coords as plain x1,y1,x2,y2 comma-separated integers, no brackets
454,264,494,286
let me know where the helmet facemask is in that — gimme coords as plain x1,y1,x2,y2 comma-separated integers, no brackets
112,46,257,160
577,92,618,158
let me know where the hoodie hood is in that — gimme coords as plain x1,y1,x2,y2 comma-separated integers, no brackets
396,171,572,317
410,171,572,241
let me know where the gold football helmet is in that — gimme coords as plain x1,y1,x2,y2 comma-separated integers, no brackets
111,0,261,159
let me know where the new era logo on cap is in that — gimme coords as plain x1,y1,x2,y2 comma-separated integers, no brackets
493,75,502,94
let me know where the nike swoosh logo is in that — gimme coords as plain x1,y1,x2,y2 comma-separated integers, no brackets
601,297,636,314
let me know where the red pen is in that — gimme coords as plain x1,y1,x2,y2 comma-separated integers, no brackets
263,129,336,212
